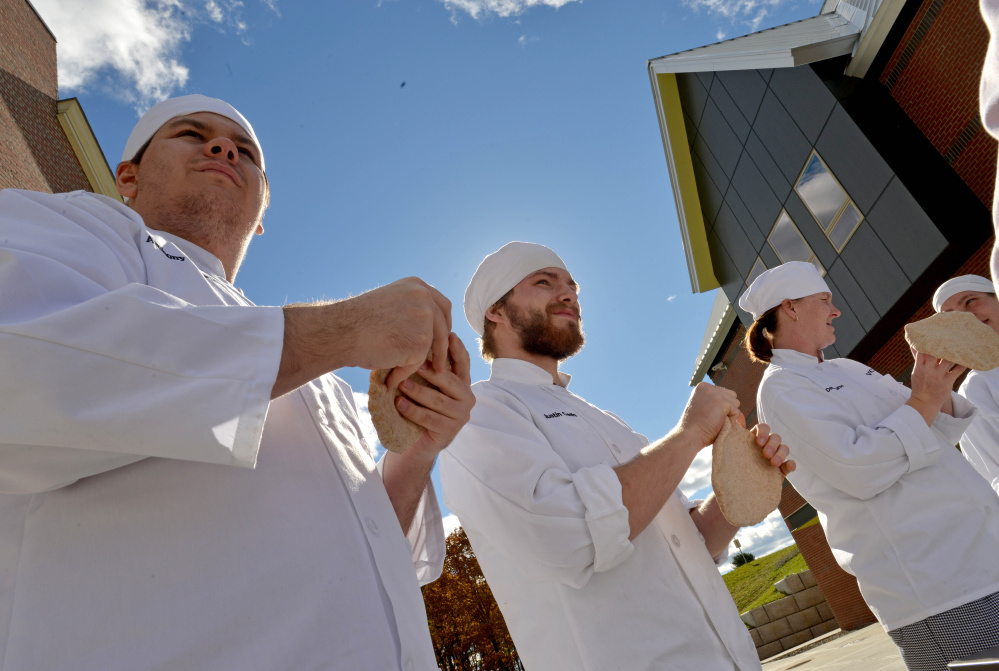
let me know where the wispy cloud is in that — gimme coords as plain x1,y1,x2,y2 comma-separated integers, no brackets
680,450,713,496
666,294,677,302
31,0,277,113
442,0,581,22
682,0,795,32
443,513,462,537
353,392,385,459
518,34,539,47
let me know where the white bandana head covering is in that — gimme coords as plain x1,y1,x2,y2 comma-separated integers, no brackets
464,241,567,336
739,261,831,321
932,275,995,312
121,94,264,171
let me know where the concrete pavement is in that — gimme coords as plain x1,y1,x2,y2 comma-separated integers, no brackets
762,624,905,671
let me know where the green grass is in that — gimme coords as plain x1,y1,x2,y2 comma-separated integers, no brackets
723,544,809,614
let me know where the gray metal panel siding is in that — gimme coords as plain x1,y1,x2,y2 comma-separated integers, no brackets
827,260,880,330
753,91,814,185
690,151,725,226
699,98,744,179
676,73,709,125
768,65,837,143
715,70,768,123
709,77,751,143
783,190,838,269
745,131,792,204
814,105,894,214
715,200,761,271
731,154,782,241
726,189,769,246
838,223,909,315
864,177,945,282
821,274,865,354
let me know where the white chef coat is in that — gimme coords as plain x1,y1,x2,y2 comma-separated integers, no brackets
440,358,759,671
757,349,999,631
958,369,999,494
0,189,444,671
983,0,999,288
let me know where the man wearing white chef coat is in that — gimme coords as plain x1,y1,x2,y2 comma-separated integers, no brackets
440,241,794,671
0,95,474,670
934,275,999,494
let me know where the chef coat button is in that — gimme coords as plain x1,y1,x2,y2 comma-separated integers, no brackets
404,659,413,671
671,534,681,547
366,518,379,535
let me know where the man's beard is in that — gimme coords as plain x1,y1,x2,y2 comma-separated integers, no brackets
507,302,585,361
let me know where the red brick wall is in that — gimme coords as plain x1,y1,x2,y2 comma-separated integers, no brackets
708,324,767,422
879,0,996,207
0,0,91,193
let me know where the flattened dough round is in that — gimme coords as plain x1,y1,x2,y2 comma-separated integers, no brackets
368,369,435,453
904,311,999,371
711,418,784,527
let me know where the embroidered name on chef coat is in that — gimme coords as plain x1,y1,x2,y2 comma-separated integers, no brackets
543,411,578,419
146,235,186,262
824,385,844,392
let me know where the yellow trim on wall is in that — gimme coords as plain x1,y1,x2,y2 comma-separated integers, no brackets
652,72,718,293
56,99,122,201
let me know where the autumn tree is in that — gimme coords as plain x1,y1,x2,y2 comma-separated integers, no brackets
422,527,524,671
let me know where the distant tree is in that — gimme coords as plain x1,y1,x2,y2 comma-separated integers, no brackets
731,551,756,568
422,527,524,671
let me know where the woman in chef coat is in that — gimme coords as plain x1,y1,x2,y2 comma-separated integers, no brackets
742,261,999,671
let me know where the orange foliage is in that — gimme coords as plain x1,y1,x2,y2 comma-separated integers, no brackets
421,527,524,671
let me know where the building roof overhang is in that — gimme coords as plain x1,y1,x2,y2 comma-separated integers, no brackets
689,289,737,386
57,98,121,201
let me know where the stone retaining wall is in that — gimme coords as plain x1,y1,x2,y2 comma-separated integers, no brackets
740,569,840,660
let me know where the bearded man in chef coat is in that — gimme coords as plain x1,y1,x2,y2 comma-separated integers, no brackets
0,95,474,671
935,274,999,494
440,241,795,671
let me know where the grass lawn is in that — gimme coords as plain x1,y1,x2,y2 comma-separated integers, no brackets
723,544,809,614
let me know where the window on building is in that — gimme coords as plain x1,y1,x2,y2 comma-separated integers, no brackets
794,151,864,252
768,210,825,276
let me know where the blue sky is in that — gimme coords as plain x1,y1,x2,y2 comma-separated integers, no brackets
33,0,822,561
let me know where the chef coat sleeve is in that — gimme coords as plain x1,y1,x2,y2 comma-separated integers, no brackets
440,391,634,588
375,454,446,584
958,374,999,493
764,383,959,500
0,190,284,494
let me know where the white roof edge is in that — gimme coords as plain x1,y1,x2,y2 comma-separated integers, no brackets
690,290,738,386
649,11,860,75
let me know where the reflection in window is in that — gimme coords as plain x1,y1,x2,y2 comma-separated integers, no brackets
795,152,863,252
768,210,825,276
747,257,767,287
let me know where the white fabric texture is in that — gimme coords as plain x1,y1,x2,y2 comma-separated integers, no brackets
983,0,999,294
463,241,567,335
932,274,994,312
958,368,999,494
757,349,999,631
0,189,442,671
739,261,830,321
121,94,265,170
440,358,759,671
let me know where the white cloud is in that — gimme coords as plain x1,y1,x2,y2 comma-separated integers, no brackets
666,294,677,302
732,509,795,560
353,392,385,459
680,450,713,496
683,0,793,32
443,513,462,537
442,0,581,21
31,0,275,113
518,34,539,47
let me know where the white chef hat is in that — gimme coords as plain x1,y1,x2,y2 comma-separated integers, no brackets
932,275,995,312
121,94,264,171
464,241,567,336
739,261,831,321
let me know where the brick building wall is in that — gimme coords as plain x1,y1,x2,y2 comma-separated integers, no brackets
879,0,995,208
0,0,91,193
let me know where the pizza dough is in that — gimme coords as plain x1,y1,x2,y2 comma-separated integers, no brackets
711,417,784,527
904,311,999,371
368,368,436,453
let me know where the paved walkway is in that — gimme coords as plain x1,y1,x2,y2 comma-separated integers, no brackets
762,624,905,671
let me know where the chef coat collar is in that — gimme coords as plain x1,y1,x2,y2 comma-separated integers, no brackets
770,348,824,365
148,228,228,279
489,358,571,388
